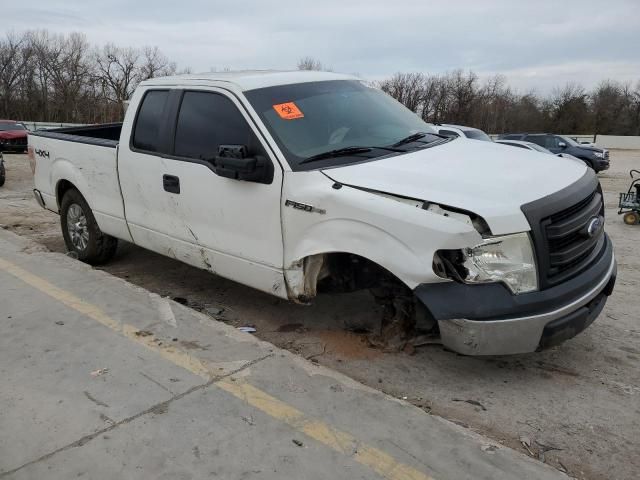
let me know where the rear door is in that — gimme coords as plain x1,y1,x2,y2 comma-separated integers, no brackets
118,86,286,297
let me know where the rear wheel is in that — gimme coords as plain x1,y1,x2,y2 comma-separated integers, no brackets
0,161,5,187
623,211,640,225
60,189,118,264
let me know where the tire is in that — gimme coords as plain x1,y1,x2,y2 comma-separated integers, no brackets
0,163,5,187
623,211,640,225
60,189,118,264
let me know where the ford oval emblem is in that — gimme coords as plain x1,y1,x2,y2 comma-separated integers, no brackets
586,216,604,237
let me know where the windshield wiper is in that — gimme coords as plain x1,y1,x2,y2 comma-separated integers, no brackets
299,146,374,165
391,132,430,147
299,145,408,166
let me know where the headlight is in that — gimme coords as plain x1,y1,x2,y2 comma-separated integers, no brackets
459,232,538,294
593,151,604,159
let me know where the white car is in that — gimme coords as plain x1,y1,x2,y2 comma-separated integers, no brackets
29,71,616,355
496,139,583,161
430,124,493,141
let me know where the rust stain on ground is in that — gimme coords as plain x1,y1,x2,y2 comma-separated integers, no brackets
313,330,382,360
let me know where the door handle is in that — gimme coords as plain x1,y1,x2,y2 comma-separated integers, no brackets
163,174,180,194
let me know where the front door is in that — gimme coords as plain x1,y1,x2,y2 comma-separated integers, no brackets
118,87,286,297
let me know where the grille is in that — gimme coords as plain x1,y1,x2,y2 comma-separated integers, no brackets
6,138,27,146
604,151,610,160
543,189,604,283
521,173,607,290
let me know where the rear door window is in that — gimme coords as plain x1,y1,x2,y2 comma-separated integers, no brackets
132,90,170,152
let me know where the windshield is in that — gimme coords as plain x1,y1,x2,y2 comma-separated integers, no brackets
0,123,26,132
244,80,443,170
559,135,580,147
528,143,553,154
464,129,492,141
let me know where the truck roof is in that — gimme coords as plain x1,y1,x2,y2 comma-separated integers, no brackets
140,70,358,91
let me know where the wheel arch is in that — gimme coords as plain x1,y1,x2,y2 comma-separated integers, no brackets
56,179,79,209
283,220,436,303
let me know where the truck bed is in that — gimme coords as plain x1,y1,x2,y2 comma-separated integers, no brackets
29,123,122,148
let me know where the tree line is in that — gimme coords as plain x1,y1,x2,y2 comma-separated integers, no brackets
1,31,639,135
0,30,185,124
377,71,640,136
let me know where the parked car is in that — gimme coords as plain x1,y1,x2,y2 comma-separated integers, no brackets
498,133,609,172
431,124,492,141
495,139,582,161
0,120,28,153
0,152,5,186
29,71,616,355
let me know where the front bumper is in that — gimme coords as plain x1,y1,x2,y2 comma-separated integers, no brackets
415,236,616,355
594,159,609,171
0,145,28,153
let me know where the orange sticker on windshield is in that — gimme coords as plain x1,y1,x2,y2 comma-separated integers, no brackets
273,102,304,120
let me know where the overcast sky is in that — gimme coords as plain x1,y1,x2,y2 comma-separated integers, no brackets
3,0,640,94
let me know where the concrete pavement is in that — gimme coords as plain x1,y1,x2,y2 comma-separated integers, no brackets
0,228,566,479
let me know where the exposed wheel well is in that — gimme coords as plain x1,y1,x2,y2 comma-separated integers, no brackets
291,252,437,336
316,252,405,294
288,252,412,303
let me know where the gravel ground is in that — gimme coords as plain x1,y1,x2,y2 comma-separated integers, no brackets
1,150,639,480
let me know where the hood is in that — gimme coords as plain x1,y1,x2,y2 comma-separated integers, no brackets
577,144,604,153
322,139,588,235
0,129,27,140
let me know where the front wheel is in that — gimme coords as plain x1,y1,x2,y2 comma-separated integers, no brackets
0,161,5,187
60,189,118,264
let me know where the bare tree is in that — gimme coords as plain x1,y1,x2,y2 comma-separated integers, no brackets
1,29,639,134
139,46,177,81
379,72,425,113
297,56,324,71
94,44,142,117
0,32,32,118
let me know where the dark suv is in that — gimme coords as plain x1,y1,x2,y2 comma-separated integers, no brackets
497,133,609,172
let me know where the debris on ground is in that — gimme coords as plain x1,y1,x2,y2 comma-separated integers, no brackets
237,326,257,333
134,330,153,337
172,296,188,305
241,415,255,426
536,440,562,463
519,435,535,456
292,439,304,447
55,320,64,326
452,398,487,411
90,368,109,377
519,435,532,448
481,444,498,453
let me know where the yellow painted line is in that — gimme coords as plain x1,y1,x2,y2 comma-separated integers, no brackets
0,257,212,379
218,379,433,480
0,256,434,480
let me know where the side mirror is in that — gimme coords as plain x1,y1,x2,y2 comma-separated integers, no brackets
212,144,273,184
557,142,567,148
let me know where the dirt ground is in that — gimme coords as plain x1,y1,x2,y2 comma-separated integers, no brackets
1,150,639,480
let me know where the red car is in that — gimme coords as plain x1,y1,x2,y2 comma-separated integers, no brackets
0,120,28,153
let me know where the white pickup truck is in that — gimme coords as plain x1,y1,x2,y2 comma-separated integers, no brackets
29,71,616,355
